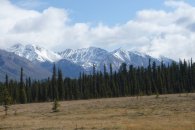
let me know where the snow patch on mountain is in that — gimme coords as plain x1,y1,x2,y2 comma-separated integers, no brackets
8,44,174,72
59,47,109,69
59,47,173,71
8,44,62,62
111,48,132,62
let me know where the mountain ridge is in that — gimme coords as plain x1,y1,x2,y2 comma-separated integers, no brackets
8,43,62,63
1,43,174,80
0,49,52,81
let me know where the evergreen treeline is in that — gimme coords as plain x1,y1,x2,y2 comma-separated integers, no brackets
0,59,195,104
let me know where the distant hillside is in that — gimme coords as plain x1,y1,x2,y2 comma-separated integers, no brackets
0,49,51,81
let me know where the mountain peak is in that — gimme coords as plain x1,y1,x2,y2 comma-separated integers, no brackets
8,43,61,63
6,44,173,72
111,48,130,61
59,47,109,69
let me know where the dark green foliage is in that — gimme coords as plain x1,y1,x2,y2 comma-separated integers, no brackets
19,68,27,104
58,69,64,100
52,64,58,100
0,75,12,115
0,59,195,104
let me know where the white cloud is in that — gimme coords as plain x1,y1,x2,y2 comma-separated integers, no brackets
0,0,195,60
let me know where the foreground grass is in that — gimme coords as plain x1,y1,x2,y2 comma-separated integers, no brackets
0,93,195,130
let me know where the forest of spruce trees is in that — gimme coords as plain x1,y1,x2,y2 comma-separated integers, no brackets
0,59,195,104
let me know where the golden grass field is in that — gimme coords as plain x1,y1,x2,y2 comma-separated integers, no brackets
0,93,195,130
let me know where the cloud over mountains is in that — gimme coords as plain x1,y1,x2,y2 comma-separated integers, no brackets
0,0,195,60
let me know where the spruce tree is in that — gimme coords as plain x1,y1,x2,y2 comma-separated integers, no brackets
52,64,58,100
92,64,97,98
0,58,195,104
58,69,64,100
19,68,27,104
5,74,8,88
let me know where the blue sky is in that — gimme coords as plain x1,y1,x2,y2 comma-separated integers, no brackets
11,0,195,26
1,0,195,60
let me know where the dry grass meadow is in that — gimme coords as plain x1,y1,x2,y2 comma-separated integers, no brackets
0,93,195,130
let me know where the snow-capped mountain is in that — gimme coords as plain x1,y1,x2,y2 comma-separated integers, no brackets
112,48,147,62
0,49,51,81
58,47,110,69
7,44,62,63
111,48,162,67
7,43,174,76
59,47,173,71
